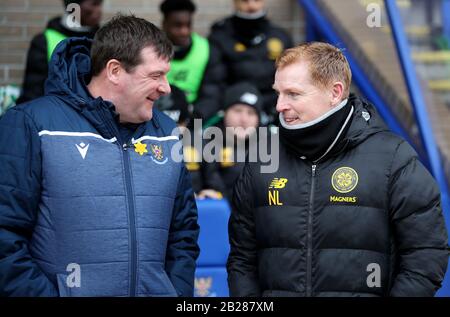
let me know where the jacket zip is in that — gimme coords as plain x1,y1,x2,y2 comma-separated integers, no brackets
121,143,138,297
99,108,138,297
306,164,317,297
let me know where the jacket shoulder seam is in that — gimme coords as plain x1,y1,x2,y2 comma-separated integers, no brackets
10,106,40,136
387,139,406,181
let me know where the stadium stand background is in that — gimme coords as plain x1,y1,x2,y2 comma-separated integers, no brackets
0,0,305,87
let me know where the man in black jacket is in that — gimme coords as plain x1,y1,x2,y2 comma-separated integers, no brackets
227,42,449,297
200,0,293,126
17,0,103,103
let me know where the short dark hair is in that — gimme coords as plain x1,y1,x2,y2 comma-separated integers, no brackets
90,14,173,76
160,0,196,16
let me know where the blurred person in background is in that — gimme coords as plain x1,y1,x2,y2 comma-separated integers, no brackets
17,0,103,103
155,84,206,194
198,82,262,201
205,0,293,127
160,0,222,123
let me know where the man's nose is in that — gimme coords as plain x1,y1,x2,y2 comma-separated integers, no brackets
158,77,171,95
179,26,190,37
275,95,289,113
248,0,260,12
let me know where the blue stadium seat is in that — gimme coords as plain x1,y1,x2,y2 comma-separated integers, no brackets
195,267,229,297
194,199,231,297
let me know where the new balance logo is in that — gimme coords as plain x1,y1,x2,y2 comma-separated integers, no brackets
76,142,90,159
269,178,288,189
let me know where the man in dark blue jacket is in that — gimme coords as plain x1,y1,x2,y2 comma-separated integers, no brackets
0,14,200,297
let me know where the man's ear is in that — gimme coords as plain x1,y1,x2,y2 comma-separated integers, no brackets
105,59,123,85
330,81,344,105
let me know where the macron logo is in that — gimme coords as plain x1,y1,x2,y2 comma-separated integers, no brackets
76,142,90,159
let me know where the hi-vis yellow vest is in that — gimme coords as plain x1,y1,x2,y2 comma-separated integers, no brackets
44,29,68,61
167,32,209,103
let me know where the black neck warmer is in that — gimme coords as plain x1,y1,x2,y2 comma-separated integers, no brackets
231,13,269,46
278,99,354,162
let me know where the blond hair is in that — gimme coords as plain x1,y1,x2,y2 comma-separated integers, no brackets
275,42,352,98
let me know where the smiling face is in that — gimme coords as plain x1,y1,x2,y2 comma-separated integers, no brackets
273,61,341,125
115,46,171,124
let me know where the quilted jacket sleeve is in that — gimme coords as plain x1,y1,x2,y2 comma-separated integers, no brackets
0,107,58,296
165,163,200,297
389,140,449,296
227,163,261,296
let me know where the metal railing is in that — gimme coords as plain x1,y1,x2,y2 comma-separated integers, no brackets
385,0,450,296
297,0,450,296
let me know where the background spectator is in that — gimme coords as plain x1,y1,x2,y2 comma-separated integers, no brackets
160,0,224,123
204,0,293,127
199,81,262,200
17,0,103,104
